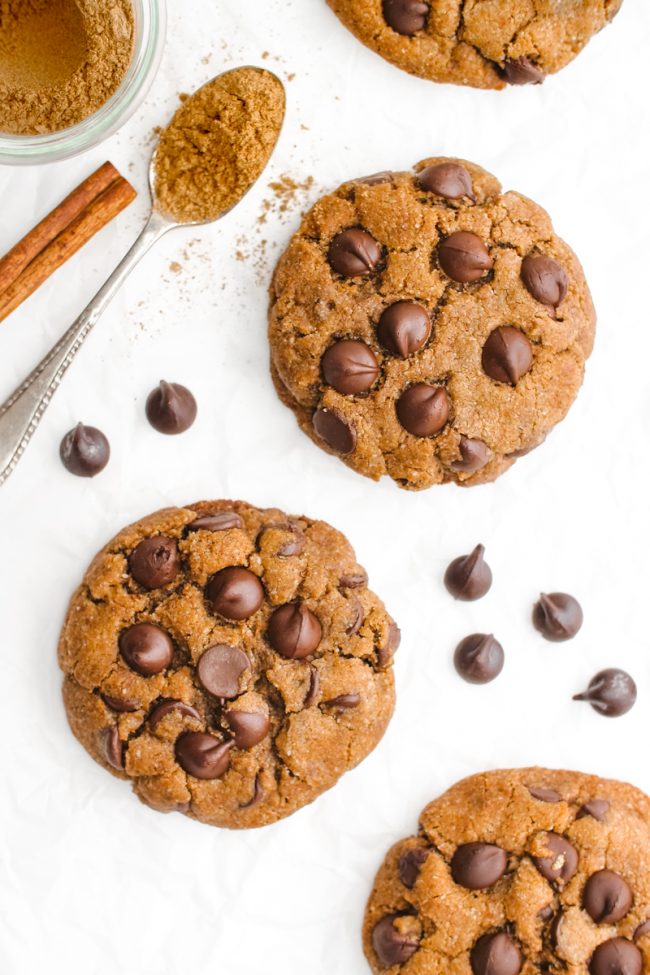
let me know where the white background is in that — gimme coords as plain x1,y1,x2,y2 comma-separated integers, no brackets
1,2,649,972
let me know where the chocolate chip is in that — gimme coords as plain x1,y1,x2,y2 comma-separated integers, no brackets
589,939,642,975
377,301,431,358
418,162,475,201
148,699,201,731
206,567,264,621
327,228,382,277
450,436,490,474
197,645,249,699
372,915,419,967
454,634,504,684
60,423,110,477
538,906,554,922
225,710,270,749
346,598,364,636
313,408,356,454
382,0,428,34
101,694,139,713
340,570,368,589
482,326,533,385
634,921,650,942
521,254,568,310
398,847,429,889
533,593,583,642
503,57,545,85
549,912,566,950
397,383,450,437
377,621,401,668
444,544,492,601
175,733,234,780
322,339,379,394
322,693,361,710
103,726,124,770
573,669,637,717
145,381,197,435
187,511,244,532
577,799,609,821
438,231,492,283
528,786,562,803
277,530,306,557
268,603,322,659
471,932,523,975
533,833,578,888
240,771,265,809
129,536,180,590
119,623,174,676
451,843,508,890
304,664,321,707
356,171,394,186
583,870,633,924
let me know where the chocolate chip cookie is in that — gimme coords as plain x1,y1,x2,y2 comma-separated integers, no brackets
269,158,595,489
58,501,398,828
364,768,650,974
327,0,623,89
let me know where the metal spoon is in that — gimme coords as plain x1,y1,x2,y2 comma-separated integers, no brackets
0,67,285,484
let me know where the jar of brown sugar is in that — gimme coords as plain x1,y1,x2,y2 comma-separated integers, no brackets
0,0,166,165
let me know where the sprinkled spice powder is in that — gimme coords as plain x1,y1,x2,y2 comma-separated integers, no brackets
0,0,134,135
154,67,286,225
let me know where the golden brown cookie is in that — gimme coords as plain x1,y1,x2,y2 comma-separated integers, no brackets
58,500,398,829
269,158,595,490
364,768,650,974
327,0,623,89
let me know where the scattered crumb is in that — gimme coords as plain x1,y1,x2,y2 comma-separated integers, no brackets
169,261,182,274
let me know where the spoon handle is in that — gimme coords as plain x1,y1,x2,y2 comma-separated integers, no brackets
0,210,170,485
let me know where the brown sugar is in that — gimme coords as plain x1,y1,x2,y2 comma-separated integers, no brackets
153,67,285,225
0,0,134,135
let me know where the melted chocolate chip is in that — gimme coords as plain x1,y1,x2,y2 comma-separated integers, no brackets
129,536,180,590
101,694,139,713
322,693,361,710
313,408,356,454
577,799,609,821
533,593,583,642
634,921,650,942
482,326,533,385
322,339,379,394
589,939,642,975
396,383,450,437
444,544,492,601
438,231,492,283
103,726,124,770
418,162,475,200
226,710,270,749
372,915,419,967
471,932,523,975
206,567,264,621
197,645,249,699
451,843,508,890
60,423,110,477
573,669,637,717
268,603,322,659
355,171,394,186
145,381,197,434
382,0,429,35
327,228,382,277
346,598,364,636
450,436,490,474
528,787,562,803
303,664,321,707
377,301,431,358
521,254,568,310
503,57,545,85
340,570,368,589
277,529,306,557
119,623,174,676
240,771,265,809
175,733,234,780
377,621,401,668
454,634,504,684
187,511,244,532
148,699,201,731
533,833,578,888
583,870,633,924
399,847,430,889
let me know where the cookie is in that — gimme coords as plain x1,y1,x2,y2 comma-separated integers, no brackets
327,0,623,89
269,158,595,490
58,500,398,829
364,768,650,974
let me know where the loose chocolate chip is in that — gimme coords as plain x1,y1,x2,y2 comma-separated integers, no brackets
268,603,322,659
377,301,431,358
119,623,174,676
589,939,642,975
450,436,490,474
418,162,475,201
340,570,368,589
175,733,234,780
399,847,430,889
573,669,637,717
60,423,110,477
444,544,493,601
206,567,264,621
454,634,504,684
577,799,610,821
103,726,124,770
346,598,364,636
322,339,379,394
482,326,533,385
634,921,650,942
187,511,244,532
313,407,356,454
533,833,578,888
372,915,419,967
438,231,492,283
583,870,633,924
148,699,201,731
240,771,265,809
451,843,508,890
382,0,428,34
396,383,450,437
533,593,583,642
322,693,361,710
471,932,523,975
327,228,382,277
503,57,546,85
129,536,180,590
197,645,249,699
528,786,562,803
145,380,197,435
377,621,401,668
521,254,568,310
304,664,321,707
101,694,140,713
226,710,270,749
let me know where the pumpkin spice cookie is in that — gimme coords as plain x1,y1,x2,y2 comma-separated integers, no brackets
58,501,398,828
327,0,623,90
364,769,650,975
269,158,595,490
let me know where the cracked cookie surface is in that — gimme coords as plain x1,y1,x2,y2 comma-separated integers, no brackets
327,0,623,89
269,158,595,490
58,500,398,829
364,768,650,974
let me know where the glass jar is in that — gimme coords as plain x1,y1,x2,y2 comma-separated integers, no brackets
0,0,166,166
